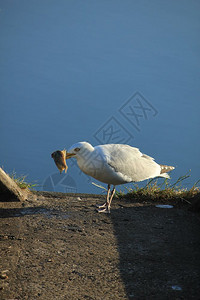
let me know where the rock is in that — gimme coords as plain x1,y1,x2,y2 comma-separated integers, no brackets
0,167,29,201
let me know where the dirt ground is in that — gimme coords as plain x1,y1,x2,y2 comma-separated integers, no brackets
0,192,200,300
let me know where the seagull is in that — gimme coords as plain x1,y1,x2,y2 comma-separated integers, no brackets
52,142,175,213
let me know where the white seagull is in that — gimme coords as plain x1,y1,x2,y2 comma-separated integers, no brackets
55,142,175,213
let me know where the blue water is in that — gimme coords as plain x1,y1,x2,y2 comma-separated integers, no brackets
1,0,199,193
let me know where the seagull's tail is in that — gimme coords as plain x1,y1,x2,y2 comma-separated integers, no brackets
159,165,175,179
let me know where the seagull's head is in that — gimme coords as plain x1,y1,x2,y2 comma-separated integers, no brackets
66,142,94,160
51,142,94,173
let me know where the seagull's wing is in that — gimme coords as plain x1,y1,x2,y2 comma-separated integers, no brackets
97,144,161,182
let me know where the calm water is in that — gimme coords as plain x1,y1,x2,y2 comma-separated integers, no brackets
1,1,199,193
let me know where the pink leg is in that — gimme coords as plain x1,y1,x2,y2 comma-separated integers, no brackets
97,185,116,213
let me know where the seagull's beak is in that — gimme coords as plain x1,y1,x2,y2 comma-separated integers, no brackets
65,153,76,159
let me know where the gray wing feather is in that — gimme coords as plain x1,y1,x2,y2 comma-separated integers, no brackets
99,144,160,182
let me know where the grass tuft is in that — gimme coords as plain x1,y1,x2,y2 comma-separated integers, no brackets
116,172,199,204
10,171,38,190
92,171,199,206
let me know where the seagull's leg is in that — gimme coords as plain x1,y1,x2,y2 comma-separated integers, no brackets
97,185,115,213
97,184,111,212
107,186,116,213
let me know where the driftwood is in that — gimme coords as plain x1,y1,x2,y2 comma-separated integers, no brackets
0,167,29,201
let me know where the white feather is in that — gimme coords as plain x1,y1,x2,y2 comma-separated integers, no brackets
67,142,173,185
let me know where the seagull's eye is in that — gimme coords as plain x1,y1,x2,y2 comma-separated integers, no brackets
74,147,80,152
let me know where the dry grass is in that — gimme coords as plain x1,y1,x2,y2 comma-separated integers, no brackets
117,173,200,206
10,171,37,190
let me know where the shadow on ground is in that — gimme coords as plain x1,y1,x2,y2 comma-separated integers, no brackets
111,205,200,299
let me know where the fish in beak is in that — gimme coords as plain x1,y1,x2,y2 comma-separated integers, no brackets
51,149,68,174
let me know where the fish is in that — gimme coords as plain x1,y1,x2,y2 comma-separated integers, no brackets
51,149,68,174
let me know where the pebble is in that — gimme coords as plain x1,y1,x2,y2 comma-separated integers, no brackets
0,270,9,280
0,274,8,279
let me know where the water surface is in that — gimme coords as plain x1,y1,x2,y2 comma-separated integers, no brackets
1,1,199,193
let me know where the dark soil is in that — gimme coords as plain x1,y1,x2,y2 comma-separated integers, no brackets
0,192,200,299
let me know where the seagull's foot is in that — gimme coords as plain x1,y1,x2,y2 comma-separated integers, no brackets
96,206,110,214
96,202,107,209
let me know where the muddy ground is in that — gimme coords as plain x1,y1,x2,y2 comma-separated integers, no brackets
0,192,200,300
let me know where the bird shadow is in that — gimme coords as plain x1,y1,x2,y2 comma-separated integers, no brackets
110,204,200,299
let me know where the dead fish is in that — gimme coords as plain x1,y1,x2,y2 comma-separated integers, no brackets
51,150,68,174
